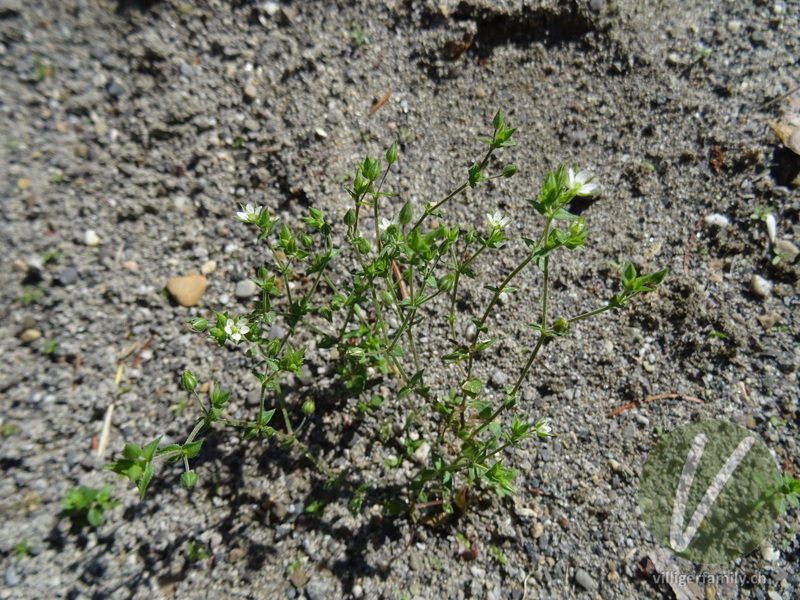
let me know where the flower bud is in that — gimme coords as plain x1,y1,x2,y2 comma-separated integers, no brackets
380,291,394,305
180,370,198,392
181,471,198,489
362,156,381,181
188,317,207,332
301,398,316,415
493,108,504,131
344,209,356,227
386,142,398,165
502,164,519,178
354,237,371,254
437,274,455,292
552,318,569,335
399,200,413,225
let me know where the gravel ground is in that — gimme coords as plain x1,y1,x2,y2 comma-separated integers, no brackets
1,0,799,599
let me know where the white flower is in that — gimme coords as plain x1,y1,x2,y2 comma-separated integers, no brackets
535,417,553,437
567,168,598,196
378,217,396,232
486,210,510,231
236,203,263,223
224,317,250,343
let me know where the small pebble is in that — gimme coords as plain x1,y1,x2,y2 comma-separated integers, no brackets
18,178,30,191
761,546,780,562
106,80,126,97
412,441,430,463
757,312,780,330
201,260,217,275
589,0,604,12
574,568,597,591
774,239,799,262
235,279,258,299
750,30,768,46
263,1,280,16
666,53,683,66
765,214,777,244
751,275,772,298
767,592,782,600
531,522,544,538
123,260,139,271
180,62,195,78
491,368,508,386
289,570,309,589
84,229,100,246
5,563,19,587
727,20,743,34
704,213,729,228
74,143,89,158
314,127,328,138
58,266,79,286
166,274,208,307
173,195,190,212
244,83,257,100
20,329,42,343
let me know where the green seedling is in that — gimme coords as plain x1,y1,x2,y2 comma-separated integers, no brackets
60,485,119,529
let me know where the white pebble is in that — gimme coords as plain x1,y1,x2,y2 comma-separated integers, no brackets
84,229,100,246
201,260,217,275
314,127,328,138
727,20,743,34
761,545,780,562
704,213,729,228
765,213,777,244
751,275,772,298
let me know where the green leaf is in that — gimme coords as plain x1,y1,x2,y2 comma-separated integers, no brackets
468,400,493,420
475,337,496,352
87,507,103,528
138,462,154,499
259,409,275,426
182,439,204,459
122,444,142,461
622,262,637,287
387,345,405,358
462,378,483,398
551,207,579,221
142,436,162,461
399,200,413,225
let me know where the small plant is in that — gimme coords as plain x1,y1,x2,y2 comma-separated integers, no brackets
350,27,367,49
772,245,794,265
107,110,667,524
43,339,59,355
60,485,119,529
18,285,44,305
13,538,32,560
32,53,56,81
1,423,19,436
749,206,774,222
42,249,61,263
489,544,507,564
754,471,800,516
185,541,209,563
